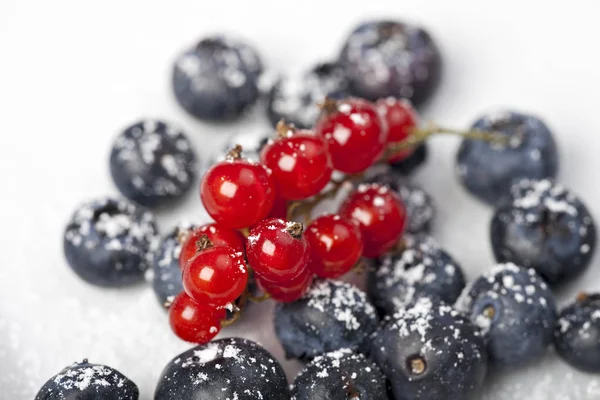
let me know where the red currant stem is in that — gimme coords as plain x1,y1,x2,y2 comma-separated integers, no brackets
276,120,295,138
384,122,508,158
248,291,272,303
220,310,241,327
220,288,249,328
163,296,174,310
195,235,213,253
226,144,243,160
351,258,377,275
177,228,191,244
238,227,250,238
351,259,368,275
317,97,339,115
286,222,304,238
287,174,363,222
392,238,407,253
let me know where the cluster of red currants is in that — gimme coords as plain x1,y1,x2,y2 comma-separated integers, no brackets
169,97,419,344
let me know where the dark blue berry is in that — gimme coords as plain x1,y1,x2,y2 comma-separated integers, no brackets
154,337,290,400
290,348,387,400
109,119,198,208
456,111,559,206
338,20,441,106
371,298,487,400
367,235,465,317
151,222,196,308
172,36,263,121
455,263,557,366
554,293,600,373
367,169,435,234
390,142,428,176
63,197,158,287
35,359,138,400
490,179,596,285
274,280,379,361
267,62,349,129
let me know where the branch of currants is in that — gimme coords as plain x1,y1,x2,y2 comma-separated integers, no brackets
383,122,508,159
287,173,363,223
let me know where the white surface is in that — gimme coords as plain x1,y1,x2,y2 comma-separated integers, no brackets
1,0,600,398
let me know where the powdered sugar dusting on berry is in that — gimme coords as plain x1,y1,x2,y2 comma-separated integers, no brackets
111,119,196,198
64,197,158,260
43,361,135,395
291,348,385,396
160,338,287,398
372,235,464,308
305,280,377,331
269,63,348,129
511,179,578,216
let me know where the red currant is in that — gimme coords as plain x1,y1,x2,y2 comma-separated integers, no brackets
339,184,407,258
183,245,248,307
261,130,333,200
315,98,388,174
305,214,363,278
258,268,313,303
201,157,276,229
168,292,226,344
179,223,246,270
377,97,419,162
267,194,288,220
246,218,310,283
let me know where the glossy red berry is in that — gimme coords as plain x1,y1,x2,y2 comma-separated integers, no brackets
305,214,363,278
201,157,276,229
261,129,333,200
377,97,419,162
246,218,310,283
315,98,388,174
339,184,407,258
258,268,313,303
179,223,246,270
168,292,226,344
183,246,248,307
267,194,288,220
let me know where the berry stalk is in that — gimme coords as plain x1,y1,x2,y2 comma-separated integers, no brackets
384,122,507,158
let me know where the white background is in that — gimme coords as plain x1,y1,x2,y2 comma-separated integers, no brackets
1,0,600,398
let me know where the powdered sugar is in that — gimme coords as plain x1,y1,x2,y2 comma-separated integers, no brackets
64,197,158,255
111,119,197,200
305,280,376,331
511,179,578,216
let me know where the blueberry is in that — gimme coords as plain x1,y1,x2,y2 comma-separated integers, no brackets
172,36,263,121
367,169,435,234
367,235,465,317
150,222,196,308
554,293,600,373
456,111,559,206
290,348,387,400
490,179,596,285
455,262,557,366
63,197,158,287
154,337,290,400
35,359,138,400
267,62,349,129
109,119,198,208
390,142,428,176
338,20,441,106
371,298,487,400
274,280,379,361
